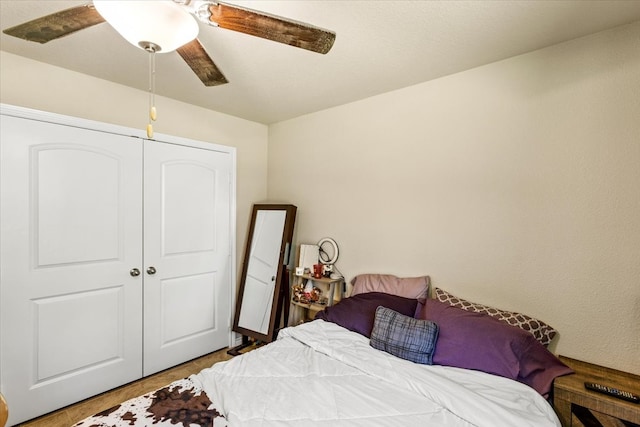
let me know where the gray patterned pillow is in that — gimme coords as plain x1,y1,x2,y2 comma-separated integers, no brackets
434,287,557,347
370,306,439,365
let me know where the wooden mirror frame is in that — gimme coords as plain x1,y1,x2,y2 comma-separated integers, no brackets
229,204,296,355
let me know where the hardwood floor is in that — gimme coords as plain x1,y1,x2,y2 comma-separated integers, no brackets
16,348,234,427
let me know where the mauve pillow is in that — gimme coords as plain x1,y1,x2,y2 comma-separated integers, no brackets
315,292,418,338
417,299,572,396
350,274,430,299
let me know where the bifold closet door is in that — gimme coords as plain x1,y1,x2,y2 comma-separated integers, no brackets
142,140,232,375
0,116,144,425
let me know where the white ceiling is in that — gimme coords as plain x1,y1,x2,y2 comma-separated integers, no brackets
2,1,640,124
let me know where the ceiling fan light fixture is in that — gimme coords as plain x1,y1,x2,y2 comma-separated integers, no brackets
93,0,199,53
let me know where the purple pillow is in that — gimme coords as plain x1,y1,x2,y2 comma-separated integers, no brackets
315,292,418,337
417,299,572,396
434,287,557,346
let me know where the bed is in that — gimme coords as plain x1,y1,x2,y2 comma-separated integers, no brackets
74,274,572,427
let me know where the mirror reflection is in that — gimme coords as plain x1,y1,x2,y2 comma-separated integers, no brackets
237,209,287,334
230,204,296,354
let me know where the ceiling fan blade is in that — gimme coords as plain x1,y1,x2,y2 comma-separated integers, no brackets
206,2,336,54
177,38,228,87
2,4,105,44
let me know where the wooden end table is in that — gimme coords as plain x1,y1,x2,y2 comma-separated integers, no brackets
553,356,640,427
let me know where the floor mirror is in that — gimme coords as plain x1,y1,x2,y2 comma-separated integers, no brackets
229,204,297,355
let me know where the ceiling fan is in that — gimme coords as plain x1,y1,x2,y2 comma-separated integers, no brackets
2,0,337,87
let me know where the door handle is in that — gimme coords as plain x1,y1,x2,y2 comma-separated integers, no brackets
130,268,141,277
147,266,157,275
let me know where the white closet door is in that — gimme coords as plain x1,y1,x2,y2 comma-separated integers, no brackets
0,116,143,425
142,140,231,375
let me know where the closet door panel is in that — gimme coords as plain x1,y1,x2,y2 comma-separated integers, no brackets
0,116,143,425
143,141,231,375
36,147,121,265
162,161,217,255
161,272,217,343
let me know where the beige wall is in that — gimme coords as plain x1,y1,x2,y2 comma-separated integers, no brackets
0,51,269,292
268,22,640,374
2,20,639,375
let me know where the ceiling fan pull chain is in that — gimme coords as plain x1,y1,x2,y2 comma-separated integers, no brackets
147,49,157,138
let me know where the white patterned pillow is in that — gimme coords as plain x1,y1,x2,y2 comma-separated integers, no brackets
434,287,557,347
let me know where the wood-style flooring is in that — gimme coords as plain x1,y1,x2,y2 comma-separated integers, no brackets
17,348,234,427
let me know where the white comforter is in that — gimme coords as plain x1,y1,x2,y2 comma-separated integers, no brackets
193,320,561,427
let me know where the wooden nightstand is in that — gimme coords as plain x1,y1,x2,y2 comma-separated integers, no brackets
290,274,344,324
553,356,640,427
